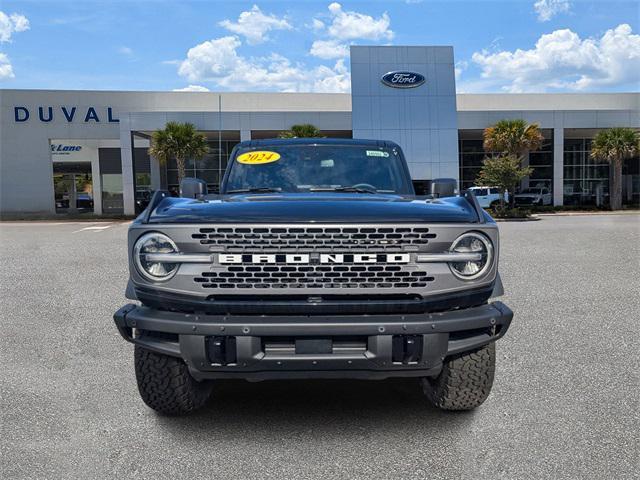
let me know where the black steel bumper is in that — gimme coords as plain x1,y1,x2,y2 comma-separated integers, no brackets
113,302,513,381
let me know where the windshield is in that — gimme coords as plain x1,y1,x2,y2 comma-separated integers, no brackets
223,144,413,194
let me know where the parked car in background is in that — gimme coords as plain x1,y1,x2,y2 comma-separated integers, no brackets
76,193,94,209
55,193,94,210
514,187,552,206
135,189,152,213
468,186,508,208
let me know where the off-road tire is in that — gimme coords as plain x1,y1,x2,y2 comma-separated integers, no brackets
421,343,495,411
134,335,213,415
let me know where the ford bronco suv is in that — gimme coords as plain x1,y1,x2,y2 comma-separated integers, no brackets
114,138,513,415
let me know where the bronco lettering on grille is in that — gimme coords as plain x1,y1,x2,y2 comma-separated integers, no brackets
218,253,411,264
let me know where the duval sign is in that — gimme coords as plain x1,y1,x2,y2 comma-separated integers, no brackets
381,71,426,89
14,106,119,123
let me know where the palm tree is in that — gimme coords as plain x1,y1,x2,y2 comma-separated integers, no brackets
483,119,544,207
483,119,544,159
148,122,209,185
279,124,324,138
590,127,640,210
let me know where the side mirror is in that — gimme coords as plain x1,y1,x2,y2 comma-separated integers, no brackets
180,177,207,199
430,178,458,198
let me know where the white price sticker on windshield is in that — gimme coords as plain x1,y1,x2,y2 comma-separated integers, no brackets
366,150,389,157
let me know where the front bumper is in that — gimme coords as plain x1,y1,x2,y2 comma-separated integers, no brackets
113,302,513,381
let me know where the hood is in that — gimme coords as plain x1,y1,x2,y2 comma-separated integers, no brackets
145,193,483,224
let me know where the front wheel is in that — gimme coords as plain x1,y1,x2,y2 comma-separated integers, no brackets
134,335,213,415
421,343,495,411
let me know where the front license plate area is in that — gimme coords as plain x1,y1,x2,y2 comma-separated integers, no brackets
295,338,333,354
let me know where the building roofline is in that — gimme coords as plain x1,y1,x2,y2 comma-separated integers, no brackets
1,89,637,112
456,92,639,111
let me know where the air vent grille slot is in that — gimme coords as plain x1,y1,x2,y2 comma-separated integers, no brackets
191,226,436,252
195,264,434,290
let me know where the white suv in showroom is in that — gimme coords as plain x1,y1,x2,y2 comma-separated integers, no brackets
514,187,552,206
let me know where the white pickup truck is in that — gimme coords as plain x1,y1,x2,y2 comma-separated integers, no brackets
468,186,508,208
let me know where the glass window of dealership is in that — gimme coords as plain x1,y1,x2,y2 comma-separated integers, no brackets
459,129,638,207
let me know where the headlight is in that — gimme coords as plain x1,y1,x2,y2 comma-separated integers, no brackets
448,232,493,280
133,232,179,281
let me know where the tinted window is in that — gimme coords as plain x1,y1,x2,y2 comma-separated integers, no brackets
224,145,412,194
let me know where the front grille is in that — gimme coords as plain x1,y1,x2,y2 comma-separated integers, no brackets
194,264,434,290
191,226,437,252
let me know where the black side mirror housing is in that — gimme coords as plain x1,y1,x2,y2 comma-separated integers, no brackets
430,178,458,198
180,177,207,199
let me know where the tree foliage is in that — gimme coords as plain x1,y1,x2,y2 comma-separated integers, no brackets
148,122,209,184
476,156,533,209
483,119,544,159
590,127,640,210
279,124,324,138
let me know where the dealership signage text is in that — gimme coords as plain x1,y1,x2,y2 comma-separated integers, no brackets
14,106,119,123
51,144,82,155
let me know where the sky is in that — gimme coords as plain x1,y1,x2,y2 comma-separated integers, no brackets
0,0,638,93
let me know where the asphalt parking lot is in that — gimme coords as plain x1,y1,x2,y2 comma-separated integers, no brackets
1,215,639,479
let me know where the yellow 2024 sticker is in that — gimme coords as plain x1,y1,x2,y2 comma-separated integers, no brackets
237,151,281,165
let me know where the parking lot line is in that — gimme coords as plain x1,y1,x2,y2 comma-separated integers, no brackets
72,224,113,233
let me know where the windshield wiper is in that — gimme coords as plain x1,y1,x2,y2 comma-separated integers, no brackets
309,186,378,194
225,187,282,194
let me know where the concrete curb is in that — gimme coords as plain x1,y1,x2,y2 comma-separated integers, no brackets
535,211,640,217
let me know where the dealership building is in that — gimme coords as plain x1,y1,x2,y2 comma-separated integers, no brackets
1,45,638,216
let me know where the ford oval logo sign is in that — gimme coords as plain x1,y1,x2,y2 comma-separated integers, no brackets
381,71,426,89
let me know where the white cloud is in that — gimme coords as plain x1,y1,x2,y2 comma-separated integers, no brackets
311,59,350,93
0,11,30,43
219,5,291,45
177,35,350,93
0,52,14,80
309,39,349,60
454,60,468,81
178,36,243,82
324,3,393,41
471,24,640,92
173,85,210,92
308,3,393,59
118,46,133,56
533,0,571,22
